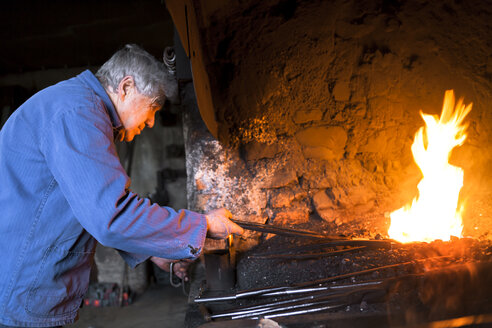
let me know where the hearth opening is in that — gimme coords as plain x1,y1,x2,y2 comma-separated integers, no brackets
165,0,492,327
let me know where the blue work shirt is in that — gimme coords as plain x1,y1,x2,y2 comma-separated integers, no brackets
0,70,207,327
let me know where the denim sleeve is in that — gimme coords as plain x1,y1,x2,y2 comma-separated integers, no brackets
39,105,207,260
118,250,149,268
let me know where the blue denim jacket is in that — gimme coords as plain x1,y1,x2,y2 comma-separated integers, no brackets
0,70,207,327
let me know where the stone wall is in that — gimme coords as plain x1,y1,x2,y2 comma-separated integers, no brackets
181,0,492,249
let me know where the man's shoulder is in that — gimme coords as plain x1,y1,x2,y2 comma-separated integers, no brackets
45,75,96,103
35,75,106,116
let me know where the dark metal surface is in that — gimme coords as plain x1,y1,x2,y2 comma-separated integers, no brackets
250,246,367,260
194,258,433,303
203,249,236,292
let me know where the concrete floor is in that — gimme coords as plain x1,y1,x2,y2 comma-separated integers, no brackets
66,284,188,328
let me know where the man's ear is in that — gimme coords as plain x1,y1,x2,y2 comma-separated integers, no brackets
117,76,135,100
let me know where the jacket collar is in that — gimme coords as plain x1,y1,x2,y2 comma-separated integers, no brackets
77,70,123,130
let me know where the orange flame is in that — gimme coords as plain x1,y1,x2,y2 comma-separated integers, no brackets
388,90,472,243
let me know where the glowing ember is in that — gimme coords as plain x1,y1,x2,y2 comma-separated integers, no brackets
388,90,472,243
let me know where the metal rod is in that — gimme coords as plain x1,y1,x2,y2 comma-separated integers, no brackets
230,219,345,239
263,303,345,320
231,299,343,320
261,279,384,296
211,294,320,319
194,256,448,303
194,286,289,303
328,280,384,290
211,283,385,319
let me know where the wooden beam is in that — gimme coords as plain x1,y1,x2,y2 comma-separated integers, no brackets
165,0,219,138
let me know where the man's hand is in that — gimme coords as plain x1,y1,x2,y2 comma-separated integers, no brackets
205,208,244,239
150,257,192,281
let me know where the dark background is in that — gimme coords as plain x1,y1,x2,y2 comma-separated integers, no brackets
0,0,173,74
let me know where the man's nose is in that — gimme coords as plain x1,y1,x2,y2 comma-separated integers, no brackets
146,116,155,128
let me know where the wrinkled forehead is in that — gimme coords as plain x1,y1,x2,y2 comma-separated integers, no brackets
136,93,164,109
141,94,165,108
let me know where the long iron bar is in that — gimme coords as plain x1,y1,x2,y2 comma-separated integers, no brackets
230,285,386,320
261,304,344,320
211,283,385,319
194,286,288,303
231,219,346,239
261,279,384,296
236,264,480,321
205,262,480,322
194,256,449,303
211,294,324,319
231,299,345,320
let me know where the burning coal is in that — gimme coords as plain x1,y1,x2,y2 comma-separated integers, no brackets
388,90,472,243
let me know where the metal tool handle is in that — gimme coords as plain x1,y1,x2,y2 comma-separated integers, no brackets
169,262,182,288
230,219,344,240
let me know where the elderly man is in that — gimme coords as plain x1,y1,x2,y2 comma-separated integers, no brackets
0,44,243,327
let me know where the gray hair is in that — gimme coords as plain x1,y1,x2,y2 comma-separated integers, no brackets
96,44,177,106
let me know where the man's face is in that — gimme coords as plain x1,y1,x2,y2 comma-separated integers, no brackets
112,77,162,142
118,92,161,142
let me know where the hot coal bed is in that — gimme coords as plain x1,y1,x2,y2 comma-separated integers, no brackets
184,228,491,328
171,0,492,327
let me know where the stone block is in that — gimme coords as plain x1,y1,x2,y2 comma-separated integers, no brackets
359,130,389,153
195,193,217,211
270,190,295,208
296,126,347,148
316,208,339,224
293,190,308,201
302,146,344,161
273,208,310,225
293,109,323,124
338,185,375,209
243,141,280,160
307,171,337,189
333,80,351,101
296,126,347,160
313,190,339,223
260,167,298,188
313,190,335,210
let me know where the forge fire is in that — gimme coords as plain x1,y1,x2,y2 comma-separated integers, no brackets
182,0,492,255
389,90,472,243
176,1,492,327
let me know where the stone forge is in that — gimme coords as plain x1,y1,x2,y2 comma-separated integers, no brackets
174,0,492,252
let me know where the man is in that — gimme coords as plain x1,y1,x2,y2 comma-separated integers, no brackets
0,44,243,327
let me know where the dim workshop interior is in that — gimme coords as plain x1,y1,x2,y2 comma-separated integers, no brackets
0,0,491,327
